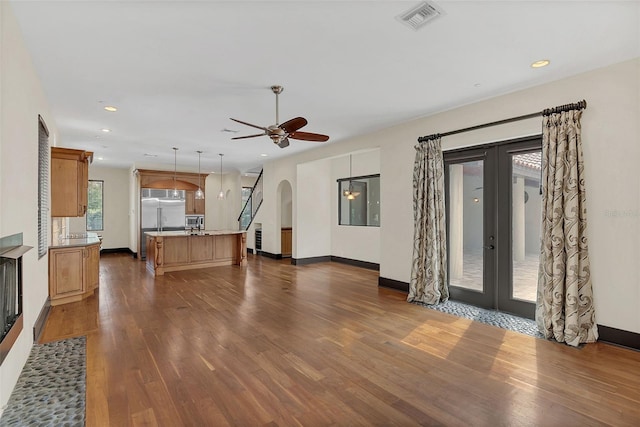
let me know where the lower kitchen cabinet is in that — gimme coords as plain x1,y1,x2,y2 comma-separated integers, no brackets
49,242,100,306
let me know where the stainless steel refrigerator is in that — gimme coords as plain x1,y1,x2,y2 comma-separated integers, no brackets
140,189,186,259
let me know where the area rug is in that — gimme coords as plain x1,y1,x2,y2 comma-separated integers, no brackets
0,336,86,427
416,300,544,338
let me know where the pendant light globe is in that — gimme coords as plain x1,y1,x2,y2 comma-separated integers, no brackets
195,150,205,200
343,154,360,199
172,147,180,199
217,154,225,200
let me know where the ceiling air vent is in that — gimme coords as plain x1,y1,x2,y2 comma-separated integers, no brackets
396,1,443,31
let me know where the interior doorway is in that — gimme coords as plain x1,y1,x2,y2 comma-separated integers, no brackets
277,180,293,257
444,136,541,319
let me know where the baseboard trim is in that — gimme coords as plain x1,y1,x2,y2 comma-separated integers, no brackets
247,248,254,254
259,251,282,260
292,256,331,266
330,256,379,271
100,247,132,255
378,277,409,292
598,325,640,350
100,248,137,259
33,298,51,342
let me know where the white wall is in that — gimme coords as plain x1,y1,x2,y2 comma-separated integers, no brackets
68,166,130,249
241,175,258,191
258,58,640,334
224,172,240,230
0,2,58,413
295,159,332,258
280,181,292,228
330,150,380,263
204,172,241,230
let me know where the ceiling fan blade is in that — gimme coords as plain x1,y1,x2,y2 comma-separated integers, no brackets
277,137,290,148
231,132,266,140
280,117,307,133
289,131,329,142
230,118,269,131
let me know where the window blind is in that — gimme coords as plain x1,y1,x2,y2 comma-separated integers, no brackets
38,116,49,259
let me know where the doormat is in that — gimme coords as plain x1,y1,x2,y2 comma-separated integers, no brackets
0,336,86,427
415,300,544,338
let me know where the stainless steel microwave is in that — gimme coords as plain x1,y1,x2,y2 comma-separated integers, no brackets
185,215,204,228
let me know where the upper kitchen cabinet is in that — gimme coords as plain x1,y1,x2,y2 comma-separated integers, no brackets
185,191,205,215
51,147,93,217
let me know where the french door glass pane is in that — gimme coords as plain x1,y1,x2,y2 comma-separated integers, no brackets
511,151,542,302
448,160,484,292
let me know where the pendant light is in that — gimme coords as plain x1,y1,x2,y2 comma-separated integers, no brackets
171,147,180,198
343,154,360,200
195,151,204,200
217,153,225,200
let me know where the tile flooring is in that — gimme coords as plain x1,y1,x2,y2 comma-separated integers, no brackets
0,337,86,427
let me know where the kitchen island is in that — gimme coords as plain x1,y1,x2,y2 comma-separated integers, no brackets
145,230,247,276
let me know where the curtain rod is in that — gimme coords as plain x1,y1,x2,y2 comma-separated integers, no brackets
418,99,587,143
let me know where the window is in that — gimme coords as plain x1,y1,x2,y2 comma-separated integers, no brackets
337,174,380,226
86,180,104,231
37,116,49,259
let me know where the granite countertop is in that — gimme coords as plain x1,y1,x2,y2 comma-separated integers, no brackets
144,230,245,237
50,232,101,249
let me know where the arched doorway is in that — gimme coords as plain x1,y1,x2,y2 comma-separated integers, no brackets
277,180,293,258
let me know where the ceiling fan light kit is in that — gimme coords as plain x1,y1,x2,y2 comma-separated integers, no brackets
230,85,329,148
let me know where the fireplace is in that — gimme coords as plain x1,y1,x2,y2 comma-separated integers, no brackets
0,233,32,365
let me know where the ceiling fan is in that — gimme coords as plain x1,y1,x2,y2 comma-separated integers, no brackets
230,85,329,148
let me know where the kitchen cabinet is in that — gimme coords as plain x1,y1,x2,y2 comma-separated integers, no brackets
281,227,292,257
85,243,100,291
49,241,100,306
51,147,93,217
185,190,205,215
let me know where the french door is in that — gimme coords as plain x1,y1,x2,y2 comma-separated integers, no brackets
444,136,541,319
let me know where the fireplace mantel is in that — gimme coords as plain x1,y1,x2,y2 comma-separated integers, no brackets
0,233,32,365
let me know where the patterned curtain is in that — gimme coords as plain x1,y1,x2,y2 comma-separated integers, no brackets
408,138,448,305
536,108,598,346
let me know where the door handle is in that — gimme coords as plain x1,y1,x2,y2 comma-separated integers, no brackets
484,235,495,250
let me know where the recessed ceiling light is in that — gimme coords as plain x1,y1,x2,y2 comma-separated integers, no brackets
101,128,111,133
531,59,550,68
96,157,104,160
260,153,268,157
104,106,117,112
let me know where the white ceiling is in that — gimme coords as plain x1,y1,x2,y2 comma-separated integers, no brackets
9,0,640,174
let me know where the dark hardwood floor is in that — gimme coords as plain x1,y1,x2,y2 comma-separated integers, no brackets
41,253,640,426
